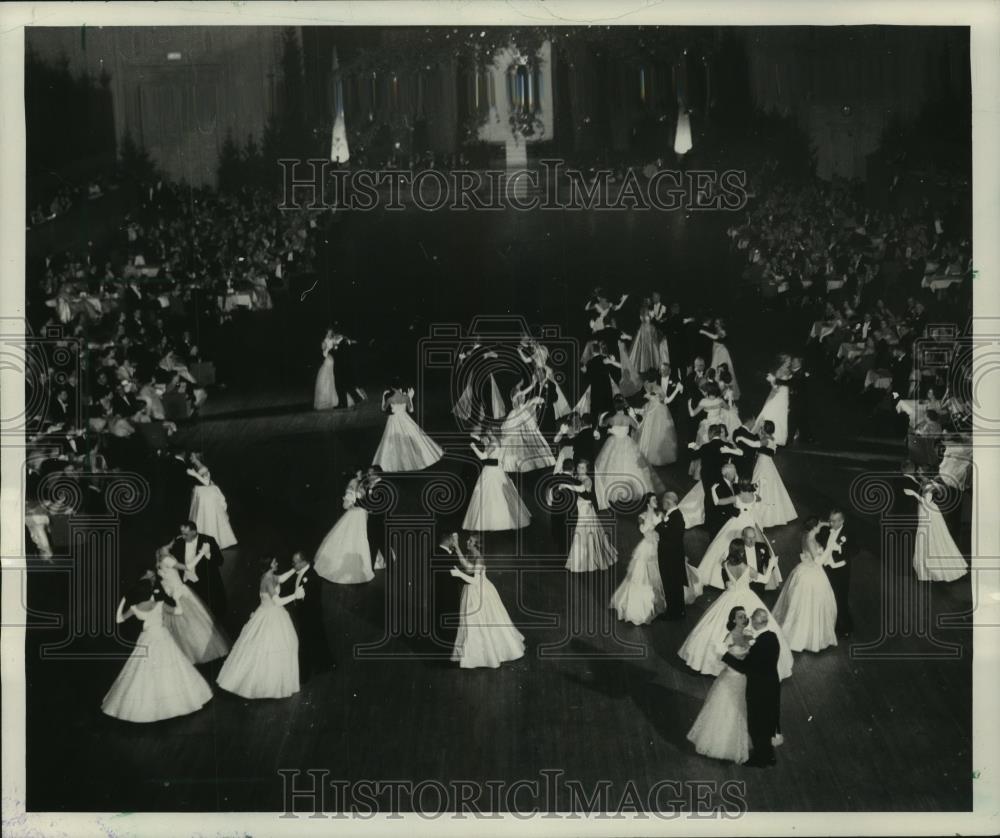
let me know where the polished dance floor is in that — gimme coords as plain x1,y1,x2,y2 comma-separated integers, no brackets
22,206,972,812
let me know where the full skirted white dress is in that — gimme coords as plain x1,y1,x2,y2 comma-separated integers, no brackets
754,380,789,446
498,398,557,473
463,451,531,531
101,601,214,722
636,390,678,466
710,341,740,400
678,570,794,680
752,448,797,528
629,316,662,375
566,489,618,572
912,493,969,583
372,401,444,472
315,488,375,584
679,481,705,529
594,424,664,510
189,471,237,551
216,591,299,699
451,566,525,669
772,552,838,653
159,564,230,664
687,638,750,764
610,514,666,624
696,498,781,590
314,341,338,410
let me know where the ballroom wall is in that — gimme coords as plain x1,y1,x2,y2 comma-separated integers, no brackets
742,27,970,179
27,27,285,186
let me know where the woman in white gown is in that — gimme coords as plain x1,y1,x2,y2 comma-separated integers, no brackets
696,483,780,590
101,589,214,723
594,396,664,511
372,383,444,472
719,376,741,437
678,480,706,529
686,606,752,764
314,471,375,584
450,535,525,668
187,452,237,551
565,460,618,572
610,494,667,624
772,518,839,653
462,433,531,531
216,558,302,699
701,318,740,400
679,548,794,680
687,383,727,479
752,421,797,528
754,355,792,446
629,304,663,375
313,328,339,410
904,481,969,582
636,377,681,466
498,384,557,473
156,549,229,664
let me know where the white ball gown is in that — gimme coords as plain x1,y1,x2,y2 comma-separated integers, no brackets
710,341,740,400
636,389,678,466
451,564,525,669
315,486,375,584
678,569,794,680
101,600,214,723
463,446,531,531
594,424,664,510
372,398,444,472
695,497,779,590
313,339,338,410
678,481,705,529
566,485,618,572
752,448,797,528
188,468,237,551
498,397,557,473
909,490,969,582
754,376,789,446
629,315,662,375
158,562,230,664
772,552,838,653
686,638,750,764
216,588,300,699
610,513,666,624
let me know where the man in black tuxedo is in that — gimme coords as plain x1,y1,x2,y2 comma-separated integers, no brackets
737,526,773,598
786,356,814,444
707,463,741,537
546,458,578,556
731,418,762,482
332,333,367,406
283,551,335,679
359,466,391,570
723,608,781,767
168,521,228,619
819,509,854,636
663,303,689,372
159,447,196,528
430,531,465,654
655,492,688,620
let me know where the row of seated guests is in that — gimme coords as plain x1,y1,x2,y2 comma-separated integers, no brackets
27,174,118,228
728,173,970,314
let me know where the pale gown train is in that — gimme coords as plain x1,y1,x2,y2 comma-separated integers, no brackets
686,637,750,764
594,423,664,510
216,581,300,699
752,446,797,528
314,335,339,410
188,466,238,551
314,485,375,584
610,511,666,625
372,393,444,472
696,497,782,590
772,549,838,653
462,443,531,531
753,374,789,446
451,563,525,669
678,567,795,680
101,599,214,723
158,559,230,664
906,487,969,583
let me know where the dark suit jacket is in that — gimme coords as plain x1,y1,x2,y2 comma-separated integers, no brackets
283,566,323,627
732,427,760,476
654,509,687,588
723,629,780,722
170,533,223,570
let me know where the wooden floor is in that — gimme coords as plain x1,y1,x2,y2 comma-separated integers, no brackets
23,358,973,813
21,204,973,813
